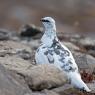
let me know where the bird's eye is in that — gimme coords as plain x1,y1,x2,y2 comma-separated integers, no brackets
41,19,50,22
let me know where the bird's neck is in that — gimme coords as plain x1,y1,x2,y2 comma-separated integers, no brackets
41,28,58,47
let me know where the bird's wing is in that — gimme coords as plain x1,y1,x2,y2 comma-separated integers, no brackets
56,42,78,72
60,56,78,72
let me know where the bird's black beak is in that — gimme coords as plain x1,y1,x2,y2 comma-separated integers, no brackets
40,19,45,22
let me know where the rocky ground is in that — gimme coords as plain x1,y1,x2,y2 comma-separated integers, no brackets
0,24,95,95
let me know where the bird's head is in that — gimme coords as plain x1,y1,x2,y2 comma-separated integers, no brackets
40,17,56,31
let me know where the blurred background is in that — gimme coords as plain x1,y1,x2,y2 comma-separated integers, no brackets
0,0,95,37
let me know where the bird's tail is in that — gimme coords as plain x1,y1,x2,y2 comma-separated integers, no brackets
68,72,91,92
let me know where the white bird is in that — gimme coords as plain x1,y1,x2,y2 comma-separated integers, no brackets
35,17,91,92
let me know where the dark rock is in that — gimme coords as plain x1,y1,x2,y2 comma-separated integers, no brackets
17,49,32,60
0,29,10,40
0,29,20,41
19,24,43,38
87,49,95,57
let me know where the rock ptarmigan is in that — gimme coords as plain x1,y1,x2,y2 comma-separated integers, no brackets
35,17,91,92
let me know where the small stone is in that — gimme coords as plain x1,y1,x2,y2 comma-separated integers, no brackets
17,49,31,60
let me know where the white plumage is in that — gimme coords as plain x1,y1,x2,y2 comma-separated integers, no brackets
35,17,91,92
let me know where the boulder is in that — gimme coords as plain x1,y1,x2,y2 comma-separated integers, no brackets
24,64,68,91
0,40,33,61
0,40,34,75
73,51,95,72
0,40,32,54
0,64,32,95
0,55,33,73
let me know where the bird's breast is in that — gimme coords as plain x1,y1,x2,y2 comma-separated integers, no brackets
35,45,54,64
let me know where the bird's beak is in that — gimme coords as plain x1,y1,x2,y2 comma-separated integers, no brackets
40,19,42,21
40,18,44,22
